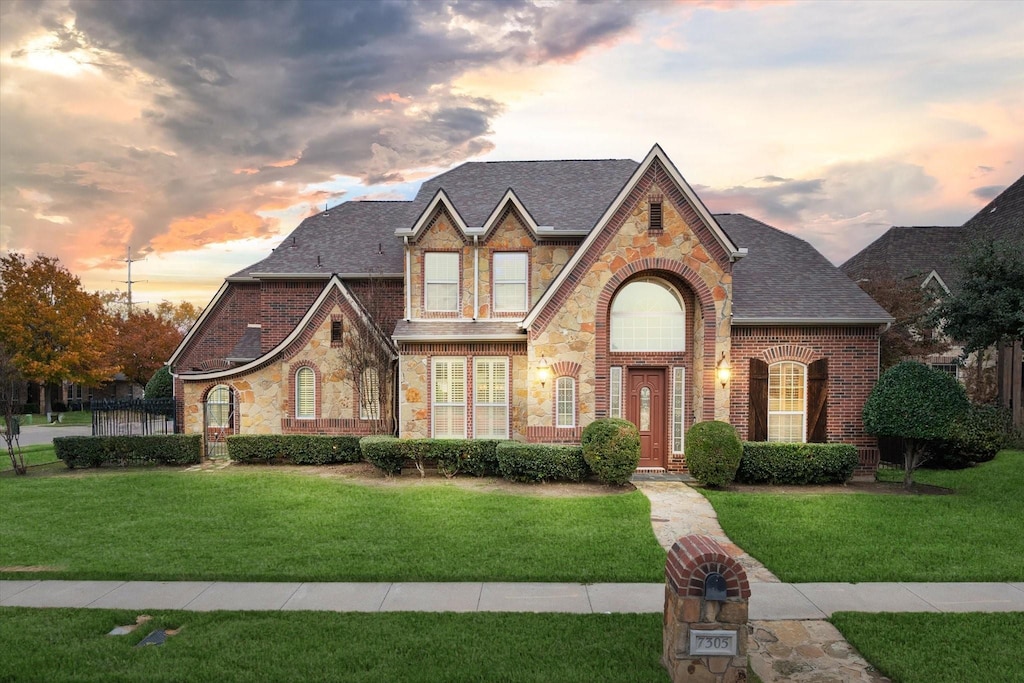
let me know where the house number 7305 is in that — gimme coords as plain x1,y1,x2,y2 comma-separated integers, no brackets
689,630,738,656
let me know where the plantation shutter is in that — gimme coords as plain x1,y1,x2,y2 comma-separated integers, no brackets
433,358,466,438
474,357,508,438
749,358,768,441
806,358,828,443
296,368,315,418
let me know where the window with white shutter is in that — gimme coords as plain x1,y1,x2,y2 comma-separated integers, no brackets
425,252,459,312
295,367,315,419
493,252,528,312
474,357,508,438
432,357,466,438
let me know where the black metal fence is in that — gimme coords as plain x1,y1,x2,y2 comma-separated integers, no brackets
92,398,176,436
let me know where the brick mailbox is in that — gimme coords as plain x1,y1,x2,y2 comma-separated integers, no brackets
663,535,750,682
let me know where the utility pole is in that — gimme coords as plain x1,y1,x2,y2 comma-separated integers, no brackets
121,246,146,314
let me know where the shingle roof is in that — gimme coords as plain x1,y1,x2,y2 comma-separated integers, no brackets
719,214,892,323
963,173,1024,243
410,159,639,231
227,326,261,361
230,201,411,278
392,320,526,341
839,226,963,289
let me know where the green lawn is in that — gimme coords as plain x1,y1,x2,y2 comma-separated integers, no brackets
0,468,666,582
0,607,669,682
0,444,60,472
14,410,93,426
701,450,1024,582
832,612,1024,683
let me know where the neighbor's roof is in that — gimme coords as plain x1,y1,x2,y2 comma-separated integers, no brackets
409,159,639,232
720,214,893,324
839,226,963,289
962,173,1024,243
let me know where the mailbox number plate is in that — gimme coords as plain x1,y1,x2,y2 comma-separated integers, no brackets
689,629,738,656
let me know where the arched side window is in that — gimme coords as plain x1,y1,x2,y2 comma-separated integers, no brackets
768,362,805,442
295,367,315,419
556,376,576,428
610,278,685,352
207,384,232,428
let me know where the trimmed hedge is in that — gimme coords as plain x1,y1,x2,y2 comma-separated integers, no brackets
427,439,501,478
685,421,742,488
54,435,202,468
736,442,859,485
581,418,640,485
360,436,405,475
227,435,362,465
496,442,589,483
927,405,1010,469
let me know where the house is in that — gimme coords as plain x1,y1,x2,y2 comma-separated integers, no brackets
841,174,1023,426
168,145,891,472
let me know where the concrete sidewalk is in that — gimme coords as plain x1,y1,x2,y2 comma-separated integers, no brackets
3,580,1023,616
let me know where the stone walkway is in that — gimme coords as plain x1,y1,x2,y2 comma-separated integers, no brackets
634,479,888,683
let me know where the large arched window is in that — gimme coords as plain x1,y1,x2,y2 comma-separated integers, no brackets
768,362,805,442
207,384,232,428
295,367,315,419
610,278,685,351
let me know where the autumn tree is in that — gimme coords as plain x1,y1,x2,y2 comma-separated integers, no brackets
110,311,185,388
154,300,203,335
0,253,115,413
857,276,947,369
0,344,27,475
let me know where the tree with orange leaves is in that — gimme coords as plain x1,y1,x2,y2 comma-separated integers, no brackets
0,253,116,413
109,311,184,388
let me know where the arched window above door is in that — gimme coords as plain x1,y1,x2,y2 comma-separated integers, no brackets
610,278,686,352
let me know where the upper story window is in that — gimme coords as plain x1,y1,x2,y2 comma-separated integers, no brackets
424,252,459,312
768,361,805,442
295,367,315,419
493,252,528,312
610,278,685,352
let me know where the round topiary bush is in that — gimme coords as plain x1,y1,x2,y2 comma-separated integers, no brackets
684,420,742,488
581,418,640,485
145,366,173,399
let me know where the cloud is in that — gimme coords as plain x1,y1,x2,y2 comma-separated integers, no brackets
971,184,1006,201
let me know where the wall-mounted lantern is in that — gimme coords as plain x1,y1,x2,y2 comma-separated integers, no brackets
537,356,551,388
716,352,731,388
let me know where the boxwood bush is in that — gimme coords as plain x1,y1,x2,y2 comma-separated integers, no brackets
496,441,589,483
428,439,501,478
226,435,362,465
54,435,201,468
581,418,640,485
360,436,405,475
736,442,858,484
684,421,742,488
926,404,1010,469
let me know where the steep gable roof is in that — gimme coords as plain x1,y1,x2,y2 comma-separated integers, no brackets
962,173,1024,243
722,214,892,324
839,226,963,288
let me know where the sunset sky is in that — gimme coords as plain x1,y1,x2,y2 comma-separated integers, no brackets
2,0,1022,309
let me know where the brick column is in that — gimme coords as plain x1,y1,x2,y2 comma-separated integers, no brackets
663,535,750,682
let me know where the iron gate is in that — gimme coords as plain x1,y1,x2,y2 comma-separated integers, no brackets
202,387,236,459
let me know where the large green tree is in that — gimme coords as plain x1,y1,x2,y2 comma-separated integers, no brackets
0,253,115,412
931,238,1024,353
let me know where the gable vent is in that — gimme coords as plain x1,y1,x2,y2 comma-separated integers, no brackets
649,200,663,231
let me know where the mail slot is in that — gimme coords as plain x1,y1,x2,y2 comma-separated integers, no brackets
704,572,727,601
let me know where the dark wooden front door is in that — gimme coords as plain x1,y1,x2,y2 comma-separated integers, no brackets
627,368,666,469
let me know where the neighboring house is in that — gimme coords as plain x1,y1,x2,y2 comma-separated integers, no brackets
168,145,891,472
841,174,1024,426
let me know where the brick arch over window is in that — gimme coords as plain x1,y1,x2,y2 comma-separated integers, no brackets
550,361,581,379
198,382,238,435
596,258,720,421
760,344,821,365
749,356,828,443
286,362,322,420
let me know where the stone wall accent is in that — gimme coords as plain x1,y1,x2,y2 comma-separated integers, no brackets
663,535,750,683
729,325,881,474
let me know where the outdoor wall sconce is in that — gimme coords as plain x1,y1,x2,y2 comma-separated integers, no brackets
716,352,731,388
537,357,551,388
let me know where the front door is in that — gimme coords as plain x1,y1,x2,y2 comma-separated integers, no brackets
627,368,666,469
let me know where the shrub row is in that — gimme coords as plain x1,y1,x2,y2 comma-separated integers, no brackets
226,435,362,465
357,437,501,477
54,435,201,468
736,442,859,485
496,442,588,483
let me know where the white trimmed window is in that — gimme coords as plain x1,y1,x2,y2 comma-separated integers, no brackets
768,362,806,443
424,252,459,312
493,252,528,312
295,367,315,419
556,377,575,428
473,357,508,438
359,368,380,420
610,278,685,352
609,367,622,418
208,384,231,428
432,357,466,438
671,367,685,454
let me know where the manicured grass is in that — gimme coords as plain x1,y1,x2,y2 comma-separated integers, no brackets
0,469,666,582
701,450,1024,582
0,607,669,682
15,410,93,426
0,444,59,472
831,612,1024,683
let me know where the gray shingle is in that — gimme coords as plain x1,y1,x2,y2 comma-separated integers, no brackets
963,173,1024,244
839,226,963,289
720,214,892,323
227,326,261,361
392,320,526,341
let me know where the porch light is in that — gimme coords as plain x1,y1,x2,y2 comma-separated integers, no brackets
537,357,551,388
716,353,731,388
